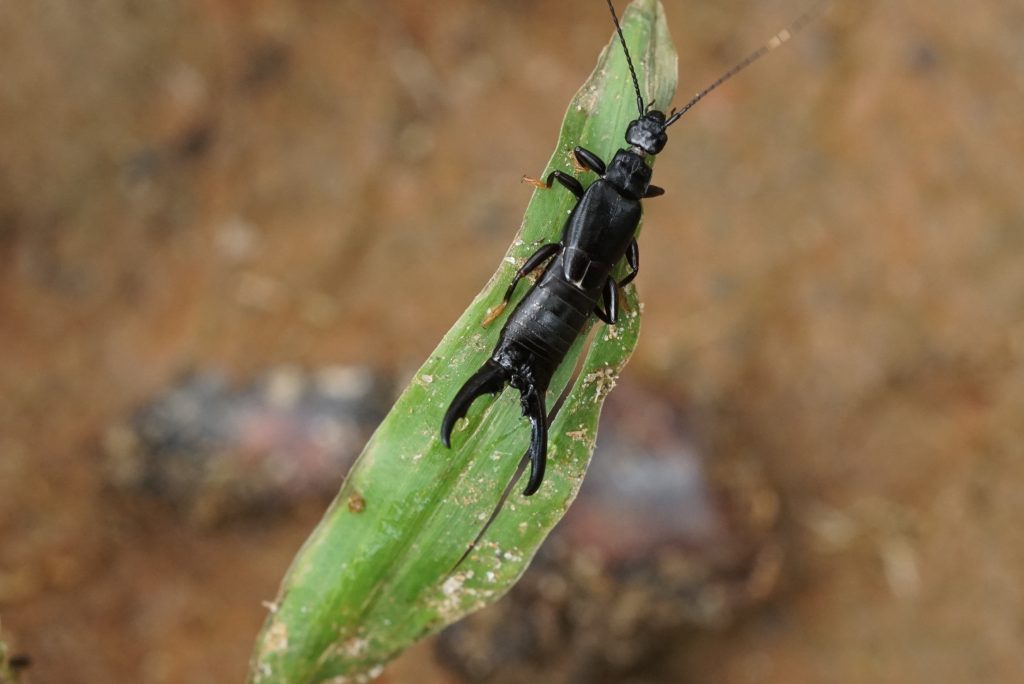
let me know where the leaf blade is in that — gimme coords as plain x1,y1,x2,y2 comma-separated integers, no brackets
249,2,677,681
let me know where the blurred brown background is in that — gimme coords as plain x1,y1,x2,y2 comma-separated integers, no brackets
2,0,1022,682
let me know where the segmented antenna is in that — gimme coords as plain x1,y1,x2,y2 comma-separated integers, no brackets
664,0,828,128
606,0,645,115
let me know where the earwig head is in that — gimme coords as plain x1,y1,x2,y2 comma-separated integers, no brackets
626,110,669,155
607,1,668,155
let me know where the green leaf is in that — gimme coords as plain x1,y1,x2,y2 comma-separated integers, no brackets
249,2,677,681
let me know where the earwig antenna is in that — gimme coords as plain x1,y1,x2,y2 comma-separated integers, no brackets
606,0,645,115
663,0,828,129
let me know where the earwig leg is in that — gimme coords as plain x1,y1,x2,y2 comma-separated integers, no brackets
520,385,548,496
619,238,639,286
481,303,508,328
483,243,561,327
594,276,619,325
606,276,620,324
441,360,508,447
573,146,607,175
521,171,585,199
616,279,630,313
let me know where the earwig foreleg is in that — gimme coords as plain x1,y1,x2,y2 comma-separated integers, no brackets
522,170,585,199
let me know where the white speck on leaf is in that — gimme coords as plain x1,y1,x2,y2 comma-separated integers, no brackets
262,620,288,655
442,575,464,596
340,637,368,657
583,366,618,400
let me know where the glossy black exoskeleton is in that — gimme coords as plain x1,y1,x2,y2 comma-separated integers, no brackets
441,0,821,495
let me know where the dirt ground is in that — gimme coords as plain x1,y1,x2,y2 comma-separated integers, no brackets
2,0,1023,682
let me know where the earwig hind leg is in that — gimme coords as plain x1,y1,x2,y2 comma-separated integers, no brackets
519,385,548,496
483,242,561,327
441,360,509,447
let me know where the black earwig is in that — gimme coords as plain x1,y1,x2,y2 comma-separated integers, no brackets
441,0,822,496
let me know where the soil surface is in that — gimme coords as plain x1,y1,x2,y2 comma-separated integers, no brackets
2,0,1022,682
